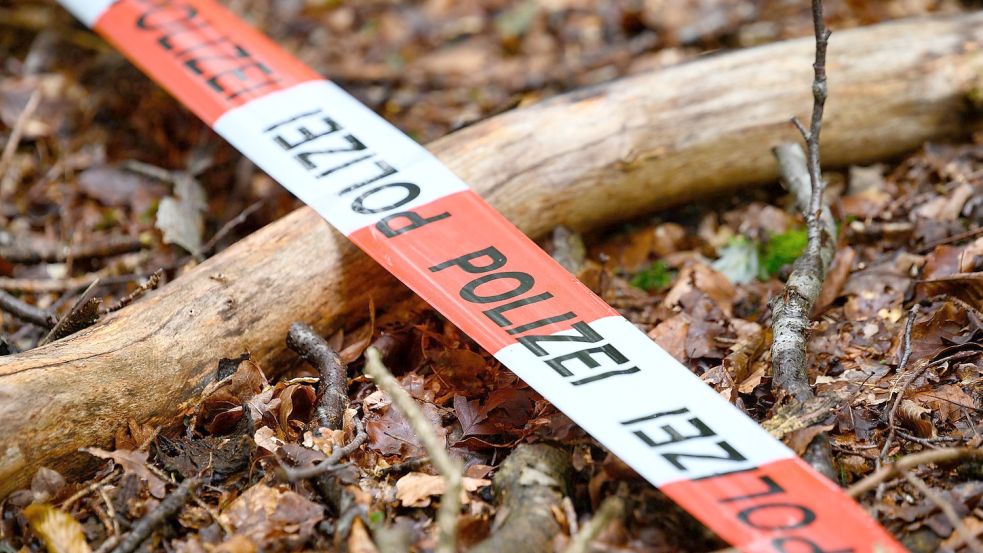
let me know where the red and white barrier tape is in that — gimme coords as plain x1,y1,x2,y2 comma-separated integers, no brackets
59,1,904,550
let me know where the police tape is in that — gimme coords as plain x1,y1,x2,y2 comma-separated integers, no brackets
57,1,904,550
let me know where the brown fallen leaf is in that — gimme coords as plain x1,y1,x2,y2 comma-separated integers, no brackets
394,472,490,507
813,247,856,316
784,424,834,456
23,504,92,553
82,448,167,498
648,314,689,363
220,484,324,544
918,273,983,314
896,399,936,438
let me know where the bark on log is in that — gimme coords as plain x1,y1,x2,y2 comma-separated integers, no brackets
1,14,982,495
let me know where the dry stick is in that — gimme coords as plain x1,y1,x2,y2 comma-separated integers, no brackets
0,90,41,203
109,477,200,553
363,347,461,553
902,471,983,553
103,269,165,314
769,0,837,480
0,235,145,264
286,322,349,430
877,304,921,471
0,290,56,328
847,447,983,498
563,496,624,553
772,142,836,479
280,417,367,482
198,200,264,258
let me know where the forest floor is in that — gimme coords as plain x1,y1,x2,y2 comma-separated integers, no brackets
1,1,982,552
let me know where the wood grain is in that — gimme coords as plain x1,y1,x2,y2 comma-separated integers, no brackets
1,13,981,495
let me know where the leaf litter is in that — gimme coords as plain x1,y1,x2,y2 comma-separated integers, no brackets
1,1,981,552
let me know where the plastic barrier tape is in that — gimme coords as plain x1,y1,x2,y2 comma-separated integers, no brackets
58,1,904,551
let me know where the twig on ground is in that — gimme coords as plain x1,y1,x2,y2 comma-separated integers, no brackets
199,201,263,258
563,496,624,553
769,0,836,480
279,417,367,482
847,447,983,498
110,477,200,553
38,279,102,346
0,235,145,264
363,347,461,553
373,456,430,478
287,322,349,431
902,471,983,553
103,269,164,314
0,290,55,328
878,304,921,470
0,90,41,203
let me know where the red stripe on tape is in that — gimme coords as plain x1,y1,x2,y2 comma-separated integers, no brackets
349,190,617,352
93,0,318,124
662,457,901,552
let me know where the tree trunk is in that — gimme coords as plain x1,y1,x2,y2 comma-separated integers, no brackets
1,13,981,495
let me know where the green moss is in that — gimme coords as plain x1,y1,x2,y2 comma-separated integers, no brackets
761,229,808,277
630,260,675,292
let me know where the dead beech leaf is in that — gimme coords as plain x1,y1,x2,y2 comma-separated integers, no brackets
220,484,323,544
23,504,92,553
663,263,735,317
648,314,689,363
83,448,167,498
896,399,936,438
156,176,207,255
913,384,975,424
918,273,983,314
784,424,834,456
394,472,490,507
813,247,856,316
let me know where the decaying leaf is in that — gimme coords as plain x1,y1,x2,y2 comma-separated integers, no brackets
83,447,167,498
394,472,490,507
220,484,324,544
156,175,207,255
918,273,983,315
23,504,92,553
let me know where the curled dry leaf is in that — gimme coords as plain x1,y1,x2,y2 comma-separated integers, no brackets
82,448,167,498
663,263,735,317
394,472,490,507
23,504,92,553
220,484,324,545
896,399,937,438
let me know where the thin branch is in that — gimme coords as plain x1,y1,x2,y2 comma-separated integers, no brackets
847,447,983,498
563,496,624,553
0,235,145,264
279,417,367,481
877,304,921,470
198,200,263,258
287,322,349,431
902,471,983,553
103,269,164,314
110,477,200,553
0,290,55,328
0,90,41,203
768,0,836,481
363,347,461,553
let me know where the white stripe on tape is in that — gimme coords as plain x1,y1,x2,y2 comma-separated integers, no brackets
495,315,792,485
59,0,114,26
214,81,468,235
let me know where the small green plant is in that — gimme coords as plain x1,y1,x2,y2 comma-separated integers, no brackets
761,228,808,277
630,260,675,292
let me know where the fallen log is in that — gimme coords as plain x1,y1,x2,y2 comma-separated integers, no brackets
1,13,981,495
